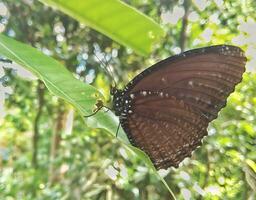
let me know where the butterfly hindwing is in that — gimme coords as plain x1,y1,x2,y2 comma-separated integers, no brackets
121,94,208,169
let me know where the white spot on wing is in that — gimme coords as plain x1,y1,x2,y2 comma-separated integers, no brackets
141,91,147,96
188,80,194,87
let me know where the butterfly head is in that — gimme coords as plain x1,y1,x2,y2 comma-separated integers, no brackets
110,85,118,95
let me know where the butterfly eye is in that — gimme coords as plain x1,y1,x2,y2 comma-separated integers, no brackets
110,85,116,95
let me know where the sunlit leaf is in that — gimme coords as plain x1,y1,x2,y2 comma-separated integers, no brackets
38,0,165,56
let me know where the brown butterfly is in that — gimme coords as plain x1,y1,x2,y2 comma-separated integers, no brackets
110,45,247,169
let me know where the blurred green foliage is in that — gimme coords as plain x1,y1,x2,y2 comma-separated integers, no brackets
0,0,255,200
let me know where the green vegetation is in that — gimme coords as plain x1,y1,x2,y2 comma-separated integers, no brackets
0,0,255,199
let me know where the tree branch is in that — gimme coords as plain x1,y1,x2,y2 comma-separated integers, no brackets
179,0,190,52
32,80,45,168
48,100,69,185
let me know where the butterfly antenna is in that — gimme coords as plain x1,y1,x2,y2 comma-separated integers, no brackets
103,52,118,88
94,52,117,87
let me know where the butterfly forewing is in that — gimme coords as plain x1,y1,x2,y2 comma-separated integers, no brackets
118,45,246,169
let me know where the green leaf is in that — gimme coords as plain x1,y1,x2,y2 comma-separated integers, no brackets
38,0,165,56
0,33,126,141
0,34,175,198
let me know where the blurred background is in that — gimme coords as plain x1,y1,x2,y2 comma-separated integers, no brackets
0,0,255,199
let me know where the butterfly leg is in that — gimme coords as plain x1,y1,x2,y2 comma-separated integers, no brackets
115,122,121,138
84,100,114,117
84,100,105,118
84,106,103,118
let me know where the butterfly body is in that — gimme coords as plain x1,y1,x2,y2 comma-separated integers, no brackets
111,87,132,117
111,45,247,170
